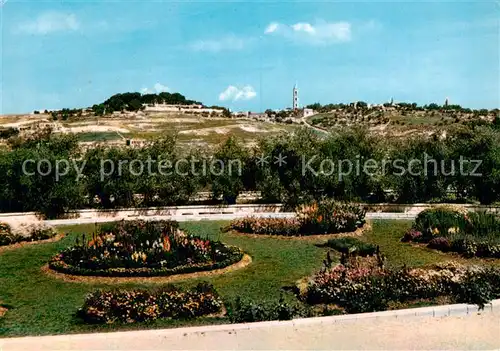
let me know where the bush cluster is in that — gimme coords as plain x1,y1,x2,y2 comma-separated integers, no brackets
0,222,57,246
228,296,308,323
227,201,366,236
49,220,243,277
302,255,500,313
78,283,223,324
402,206,500,258
226,217,301,236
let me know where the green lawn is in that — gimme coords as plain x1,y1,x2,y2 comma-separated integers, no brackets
0,221,325,336
0,219,491,337
76,132,123,142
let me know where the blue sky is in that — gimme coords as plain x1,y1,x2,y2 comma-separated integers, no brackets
1,0,498,114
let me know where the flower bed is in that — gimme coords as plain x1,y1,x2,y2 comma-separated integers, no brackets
78,282,223,324
299,252,500,313
227,201,366,236
401,206,500,258
0,222,57,247
49,220,244,277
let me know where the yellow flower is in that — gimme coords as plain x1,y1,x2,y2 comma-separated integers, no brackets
432,228,440,235
448,227,459,234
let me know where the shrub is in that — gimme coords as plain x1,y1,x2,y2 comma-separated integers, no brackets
49,220,243,277
0,222,18,246
453,271,494,309
296,201,366,235
427,237,451,252
401,228,423,242
0,222,56,246
24,224,57,241
325,237,377,257
228,296,308,323
226,217,301,236
301,256,500,312
413,206,470,238
467,211,500,239
227,201,366,236
403,206,500,258
78,282,223,324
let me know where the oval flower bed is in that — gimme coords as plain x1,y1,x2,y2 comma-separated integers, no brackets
49,220,244,277
402,206,500,258
226,201,366,237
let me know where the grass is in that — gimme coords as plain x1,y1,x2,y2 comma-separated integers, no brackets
0,221,325,336
363,220,447,267
0,219,496,337
76,132,123,142
363,220,500,268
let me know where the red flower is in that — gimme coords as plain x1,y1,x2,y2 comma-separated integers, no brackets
163,236,171,252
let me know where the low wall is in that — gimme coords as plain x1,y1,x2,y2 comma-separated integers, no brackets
1,203,498,226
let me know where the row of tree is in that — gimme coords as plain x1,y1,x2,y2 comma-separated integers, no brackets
0,121,498,218
306,101,497,115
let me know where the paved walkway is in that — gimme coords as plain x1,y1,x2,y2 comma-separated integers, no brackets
1,312,499,350
41,212,416,226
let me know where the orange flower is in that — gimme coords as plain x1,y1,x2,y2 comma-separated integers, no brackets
317,215,323,223
163,236,171,252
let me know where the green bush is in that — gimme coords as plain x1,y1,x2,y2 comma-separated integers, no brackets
228,296,308,323
413,206,470,237
0,223,56,247
325,237,377,256
467,211,500,240
405,207,500,258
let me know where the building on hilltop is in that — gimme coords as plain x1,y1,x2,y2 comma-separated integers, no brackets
302,108,315,117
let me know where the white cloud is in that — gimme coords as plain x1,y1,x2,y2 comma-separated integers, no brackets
264,20,351,44
189,35,246,52
291,22,316,34
154,83,169,93
141,83,170,94
17,11,80,35
219,85,257,102
264,22,280,34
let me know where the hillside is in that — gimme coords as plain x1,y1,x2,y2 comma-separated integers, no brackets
306,102,498,136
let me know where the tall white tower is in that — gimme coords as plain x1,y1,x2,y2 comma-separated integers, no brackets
292,83,299,110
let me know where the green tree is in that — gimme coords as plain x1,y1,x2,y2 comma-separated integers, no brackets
210,136,249,204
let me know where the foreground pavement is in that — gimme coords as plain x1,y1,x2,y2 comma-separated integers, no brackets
2,311,499,350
